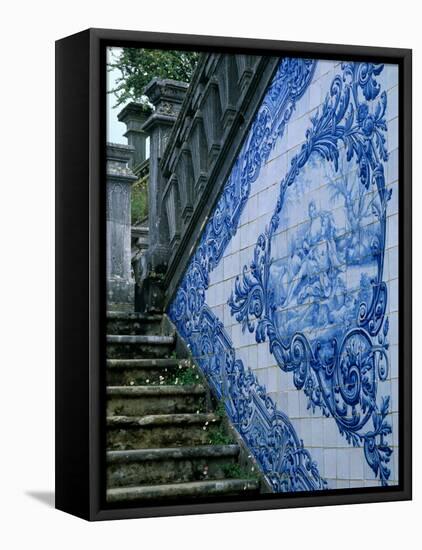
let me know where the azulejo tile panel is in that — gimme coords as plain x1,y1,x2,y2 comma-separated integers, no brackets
169,57,399,492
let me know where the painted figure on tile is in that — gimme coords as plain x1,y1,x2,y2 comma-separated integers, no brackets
284,200,343,304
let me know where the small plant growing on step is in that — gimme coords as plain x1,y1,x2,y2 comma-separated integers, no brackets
167,358,201,386
207,425,233,446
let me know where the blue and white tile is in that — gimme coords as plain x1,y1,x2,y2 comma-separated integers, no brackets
169,57,398,492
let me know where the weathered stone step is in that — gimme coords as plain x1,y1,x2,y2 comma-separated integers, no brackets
107,413,221,450
106,358,182,385
107,311,161,320
106,334,175,359
107,335,174,344
107,311,163,335
107,385,206,416
106,478,260,502
107,444,240,487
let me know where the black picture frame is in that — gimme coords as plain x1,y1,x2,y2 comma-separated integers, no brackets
55,28,412,521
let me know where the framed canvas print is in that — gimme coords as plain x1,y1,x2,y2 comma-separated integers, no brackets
55,28,412,521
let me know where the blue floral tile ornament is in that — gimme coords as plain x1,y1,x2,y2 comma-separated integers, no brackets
197,306,327,492
169,58,330,492
170,58,396,491
229,62,394,485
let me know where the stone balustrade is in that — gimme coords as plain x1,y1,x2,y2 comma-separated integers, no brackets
118,53,279,312
160,53,279,307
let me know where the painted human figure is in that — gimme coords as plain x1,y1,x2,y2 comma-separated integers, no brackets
284,200,344,306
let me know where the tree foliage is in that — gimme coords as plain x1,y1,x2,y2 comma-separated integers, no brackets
131,177,149,225
108,47,200,109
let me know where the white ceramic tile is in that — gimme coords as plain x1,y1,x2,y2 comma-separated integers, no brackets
387,85,399,121
324,448,337,478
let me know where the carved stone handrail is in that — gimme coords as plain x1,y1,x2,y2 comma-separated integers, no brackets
134,157,150,181
158,53,279,307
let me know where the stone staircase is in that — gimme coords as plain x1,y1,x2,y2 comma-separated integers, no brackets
106,311,261,504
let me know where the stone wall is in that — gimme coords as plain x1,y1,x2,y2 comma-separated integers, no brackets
168,58,399,492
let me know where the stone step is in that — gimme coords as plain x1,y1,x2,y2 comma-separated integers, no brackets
107,385,206,416
106,358,182,385
107,335,174,344
106,478,260,503
107,444,240,488
106,334,175,359
107,413,221,450
107,311,163,336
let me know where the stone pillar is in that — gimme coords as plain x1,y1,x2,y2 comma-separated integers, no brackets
117,102,149,169
106,143,137,311
131,79,187,313
142,79,188,274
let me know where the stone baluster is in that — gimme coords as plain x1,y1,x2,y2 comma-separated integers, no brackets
106,143,137,311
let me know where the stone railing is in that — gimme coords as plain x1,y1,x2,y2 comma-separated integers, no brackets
134,157,150,181
118,53,279,312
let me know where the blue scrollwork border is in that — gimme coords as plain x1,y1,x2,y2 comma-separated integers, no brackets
169,58,330,492
229,62,394,485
